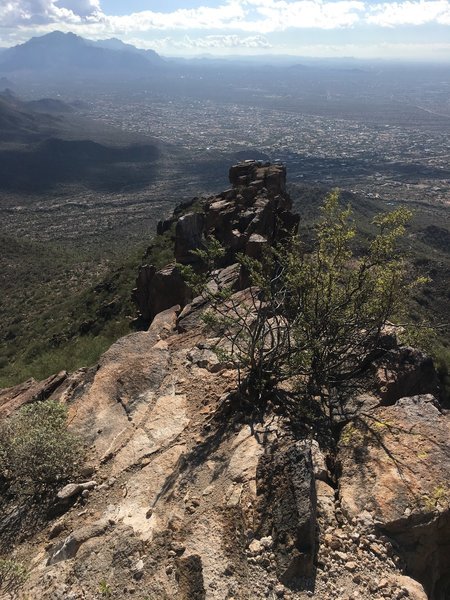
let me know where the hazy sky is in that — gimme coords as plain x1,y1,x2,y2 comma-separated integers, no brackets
1,0,449,60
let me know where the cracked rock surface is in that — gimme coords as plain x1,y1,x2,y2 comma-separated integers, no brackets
1,300,445,600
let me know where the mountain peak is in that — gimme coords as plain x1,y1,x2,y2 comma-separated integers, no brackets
0,31,162,76
30,30,85,45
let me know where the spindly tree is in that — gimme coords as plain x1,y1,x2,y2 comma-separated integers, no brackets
182,191,420,423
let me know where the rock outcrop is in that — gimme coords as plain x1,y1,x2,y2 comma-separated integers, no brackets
256,442,317,583
374,346,440,404
133,160,299,324
0,370,69,419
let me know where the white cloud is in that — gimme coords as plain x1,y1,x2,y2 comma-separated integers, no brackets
0,0,101,27
0,0,366,33
242,0,365,30
1,0,450,54
105,2,247,33
367,0,450,26
170,34,272,49
56,0,100,18
103,0,365,33
2,0,450,33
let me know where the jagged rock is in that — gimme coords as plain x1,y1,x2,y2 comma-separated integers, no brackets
134,264,192,324
148,304,180,340
374,346,439,404
177,264,241,332
228,425,264,484
246,233,268,259
47,521,109,565
0,370,68,418
187,347,221,372
134,161,299,325
316,480,337,525
304,439,329,482
205,198,239,232
338,394,450,598
229,161,286,197
48,521,66,539
390,575,428,600
175,554,206,600
256,442,317,582
176,294,209,333
175,212,205,264
133,264,156,322
248,538,263,555
132,558,145,580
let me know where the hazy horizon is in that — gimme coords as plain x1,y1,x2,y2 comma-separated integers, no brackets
1,0,449,62
1,30,450,66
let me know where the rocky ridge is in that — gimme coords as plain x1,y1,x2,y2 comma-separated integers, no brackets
0,162,448,600
133,160,298,324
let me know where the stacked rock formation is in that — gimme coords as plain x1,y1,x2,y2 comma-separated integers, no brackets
134,160,299,324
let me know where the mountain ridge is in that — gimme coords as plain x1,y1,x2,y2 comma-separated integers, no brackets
0,162,448,599
0,31,164,77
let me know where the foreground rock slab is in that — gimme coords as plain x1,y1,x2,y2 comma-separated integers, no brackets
339,394,450,598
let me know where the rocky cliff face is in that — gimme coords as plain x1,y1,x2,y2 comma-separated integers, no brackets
133,161,299,324
0,162,448,600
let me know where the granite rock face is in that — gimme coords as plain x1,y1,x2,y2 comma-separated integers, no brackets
2,299,438,599
374,346,440,404
174,212,205,264
0,371,68,418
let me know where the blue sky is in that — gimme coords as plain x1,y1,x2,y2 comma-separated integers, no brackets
1,0,449,61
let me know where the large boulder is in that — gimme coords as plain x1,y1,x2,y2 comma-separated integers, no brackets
133,264,157,322
338,394,450,598
133,264,191,324
174,212,205,264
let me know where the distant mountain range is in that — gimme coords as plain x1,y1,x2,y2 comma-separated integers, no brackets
0,31,164,77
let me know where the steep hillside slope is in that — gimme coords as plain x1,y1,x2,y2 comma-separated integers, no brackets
0,91,59,141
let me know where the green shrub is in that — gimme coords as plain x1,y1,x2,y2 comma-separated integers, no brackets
0,558,27,595
98,579,112,597
0,400,82,496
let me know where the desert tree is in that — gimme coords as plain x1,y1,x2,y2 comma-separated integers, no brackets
182,190,421,425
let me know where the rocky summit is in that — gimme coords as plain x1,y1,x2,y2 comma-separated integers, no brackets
0,161,449,600
133,160,298,324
